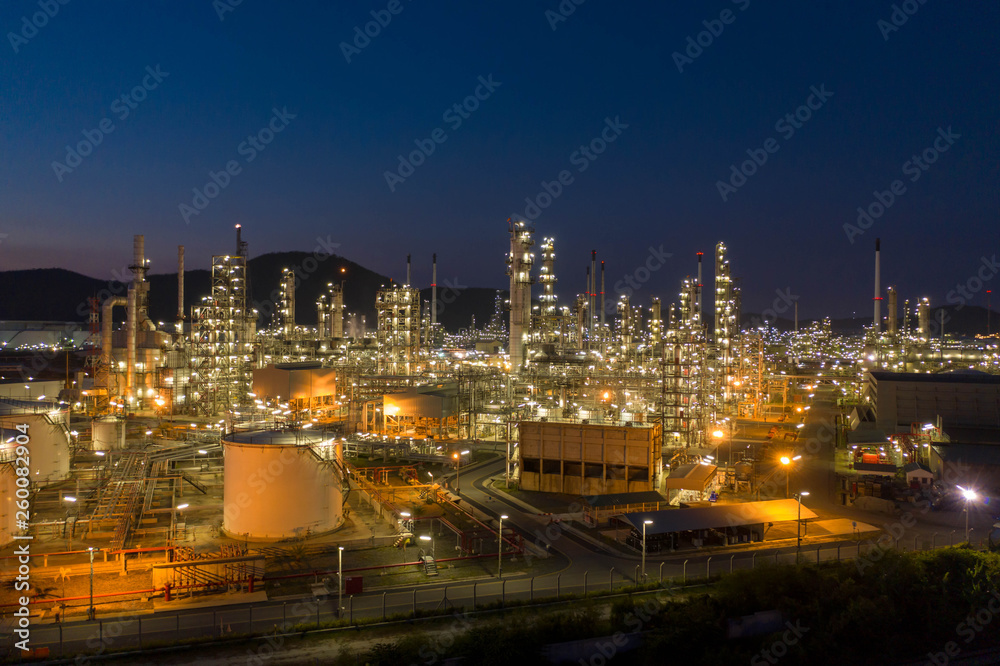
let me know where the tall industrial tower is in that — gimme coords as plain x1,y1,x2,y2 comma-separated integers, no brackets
277,267,296,337
376,285,422,375
714,242,740,410
538,237,558,344
507,218,535,370
190,225,254,415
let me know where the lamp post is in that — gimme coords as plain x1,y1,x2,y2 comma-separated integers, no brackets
498,514,508,579
780,455,802,499
453,449,470,494
87,547,95,620
400,512,411,561
64,496,77,550
642,519,653,581
174,504,188,542
338,546,344,618
959,486,978,544
796,491,810,561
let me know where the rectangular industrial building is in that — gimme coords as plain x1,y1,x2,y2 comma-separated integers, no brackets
518,420,662,494
864,371,1000,433
252,362,337,411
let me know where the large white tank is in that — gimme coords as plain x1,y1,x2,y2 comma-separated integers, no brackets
92,416,126,451
0,398,71,487
222,430,343,541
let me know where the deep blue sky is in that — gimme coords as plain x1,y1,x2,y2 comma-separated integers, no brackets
1,1,997,318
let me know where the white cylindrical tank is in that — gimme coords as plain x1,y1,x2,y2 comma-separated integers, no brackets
0,460,16,548
222,430,343,541
92,416,126,451
0,399,71,487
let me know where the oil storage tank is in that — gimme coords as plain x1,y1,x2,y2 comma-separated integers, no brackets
0,398,71,487
92,416,126,451
222,429,343,541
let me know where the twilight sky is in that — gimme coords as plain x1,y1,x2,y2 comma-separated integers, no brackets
0,1,997,319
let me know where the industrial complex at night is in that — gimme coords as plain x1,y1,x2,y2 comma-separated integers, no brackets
3,2,999,663
3,223,1000,663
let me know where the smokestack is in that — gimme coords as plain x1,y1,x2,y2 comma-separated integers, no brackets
177,245,185,328
585,265,591,347
696,252,703,320
874,238,881,332
406,254,411,286
600,261,606,330
591,250,597,339
431,253,437,328
236,224,242,255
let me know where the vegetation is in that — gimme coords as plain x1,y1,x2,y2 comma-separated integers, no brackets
331,548,1000,665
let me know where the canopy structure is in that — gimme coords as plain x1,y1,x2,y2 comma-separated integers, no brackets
620,499,817,535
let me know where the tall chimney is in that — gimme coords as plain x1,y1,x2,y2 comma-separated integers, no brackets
406,254,411,286
600,260,606,331
696,252,703,321
585,265,591,348
874,238,882,332
177,245,185,330
590,250,597,339
431,253,437,327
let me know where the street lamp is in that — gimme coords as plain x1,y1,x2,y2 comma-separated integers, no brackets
338,546,344,618
959,486,978,544
87,547,95,620
780,455,802,499
400,512,411,561
642,519,653,581
498,514,508,579
453,449,470,494
795,491,810,560
420,534,434,558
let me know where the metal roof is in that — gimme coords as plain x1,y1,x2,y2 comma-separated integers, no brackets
620,499,817,535
584,491,667,508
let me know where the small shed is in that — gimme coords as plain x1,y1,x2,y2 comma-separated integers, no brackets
903,461,934,487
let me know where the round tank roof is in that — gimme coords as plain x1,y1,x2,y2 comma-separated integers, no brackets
224,429,334,446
